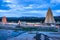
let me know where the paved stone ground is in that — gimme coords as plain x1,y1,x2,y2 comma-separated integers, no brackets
7,32,36,40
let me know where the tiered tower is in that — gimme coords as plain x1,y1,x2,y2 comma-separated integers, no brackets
18,20,21,25
44,8,55,24
2,16,7,24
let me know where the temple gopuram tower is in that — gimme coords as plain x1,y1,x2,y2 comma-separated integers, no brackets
18,20,21,25
44,8,55,24
2,16,7,24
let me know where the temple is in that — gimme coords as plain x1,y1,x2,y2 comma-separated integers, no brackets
2,16,7,24
18,20,21,25
44,8,55,24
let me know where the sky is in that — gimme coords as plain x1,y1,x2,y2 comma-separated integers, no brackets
0,0,60,17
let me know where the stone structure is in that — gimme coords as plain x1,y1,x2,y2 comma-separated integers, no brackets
2,16,7,24
44,8,55,24
18,20,21,25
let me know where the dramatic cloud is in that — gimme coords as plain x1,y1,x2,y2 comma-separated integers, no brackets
51,0,60,3
0,0,60,17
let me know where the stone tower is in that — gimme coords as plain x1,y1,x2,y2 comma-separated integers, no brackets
18,20,21,24
2,16,7,24
44,8,55,24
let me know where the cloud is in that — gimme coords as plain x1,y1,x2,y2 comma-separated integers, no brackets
0,8,47,17
4,0,12,2
0,10,10,12
0,0,11,10
51,0,60,3
4,0,17,4
53,10,60,16
0,0,60,17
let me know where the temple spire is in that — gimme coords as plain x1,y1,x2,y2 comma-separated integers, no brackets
2,16,7,24
18,20,21,25
44,8,55,23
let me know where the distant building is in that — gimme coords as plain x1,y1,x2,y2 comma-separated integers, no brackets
44,8,55,24
18,20,21,25
2,16,7,24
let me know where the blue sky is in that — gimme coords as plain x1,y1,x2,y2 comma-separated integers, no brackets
0,0,60,17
